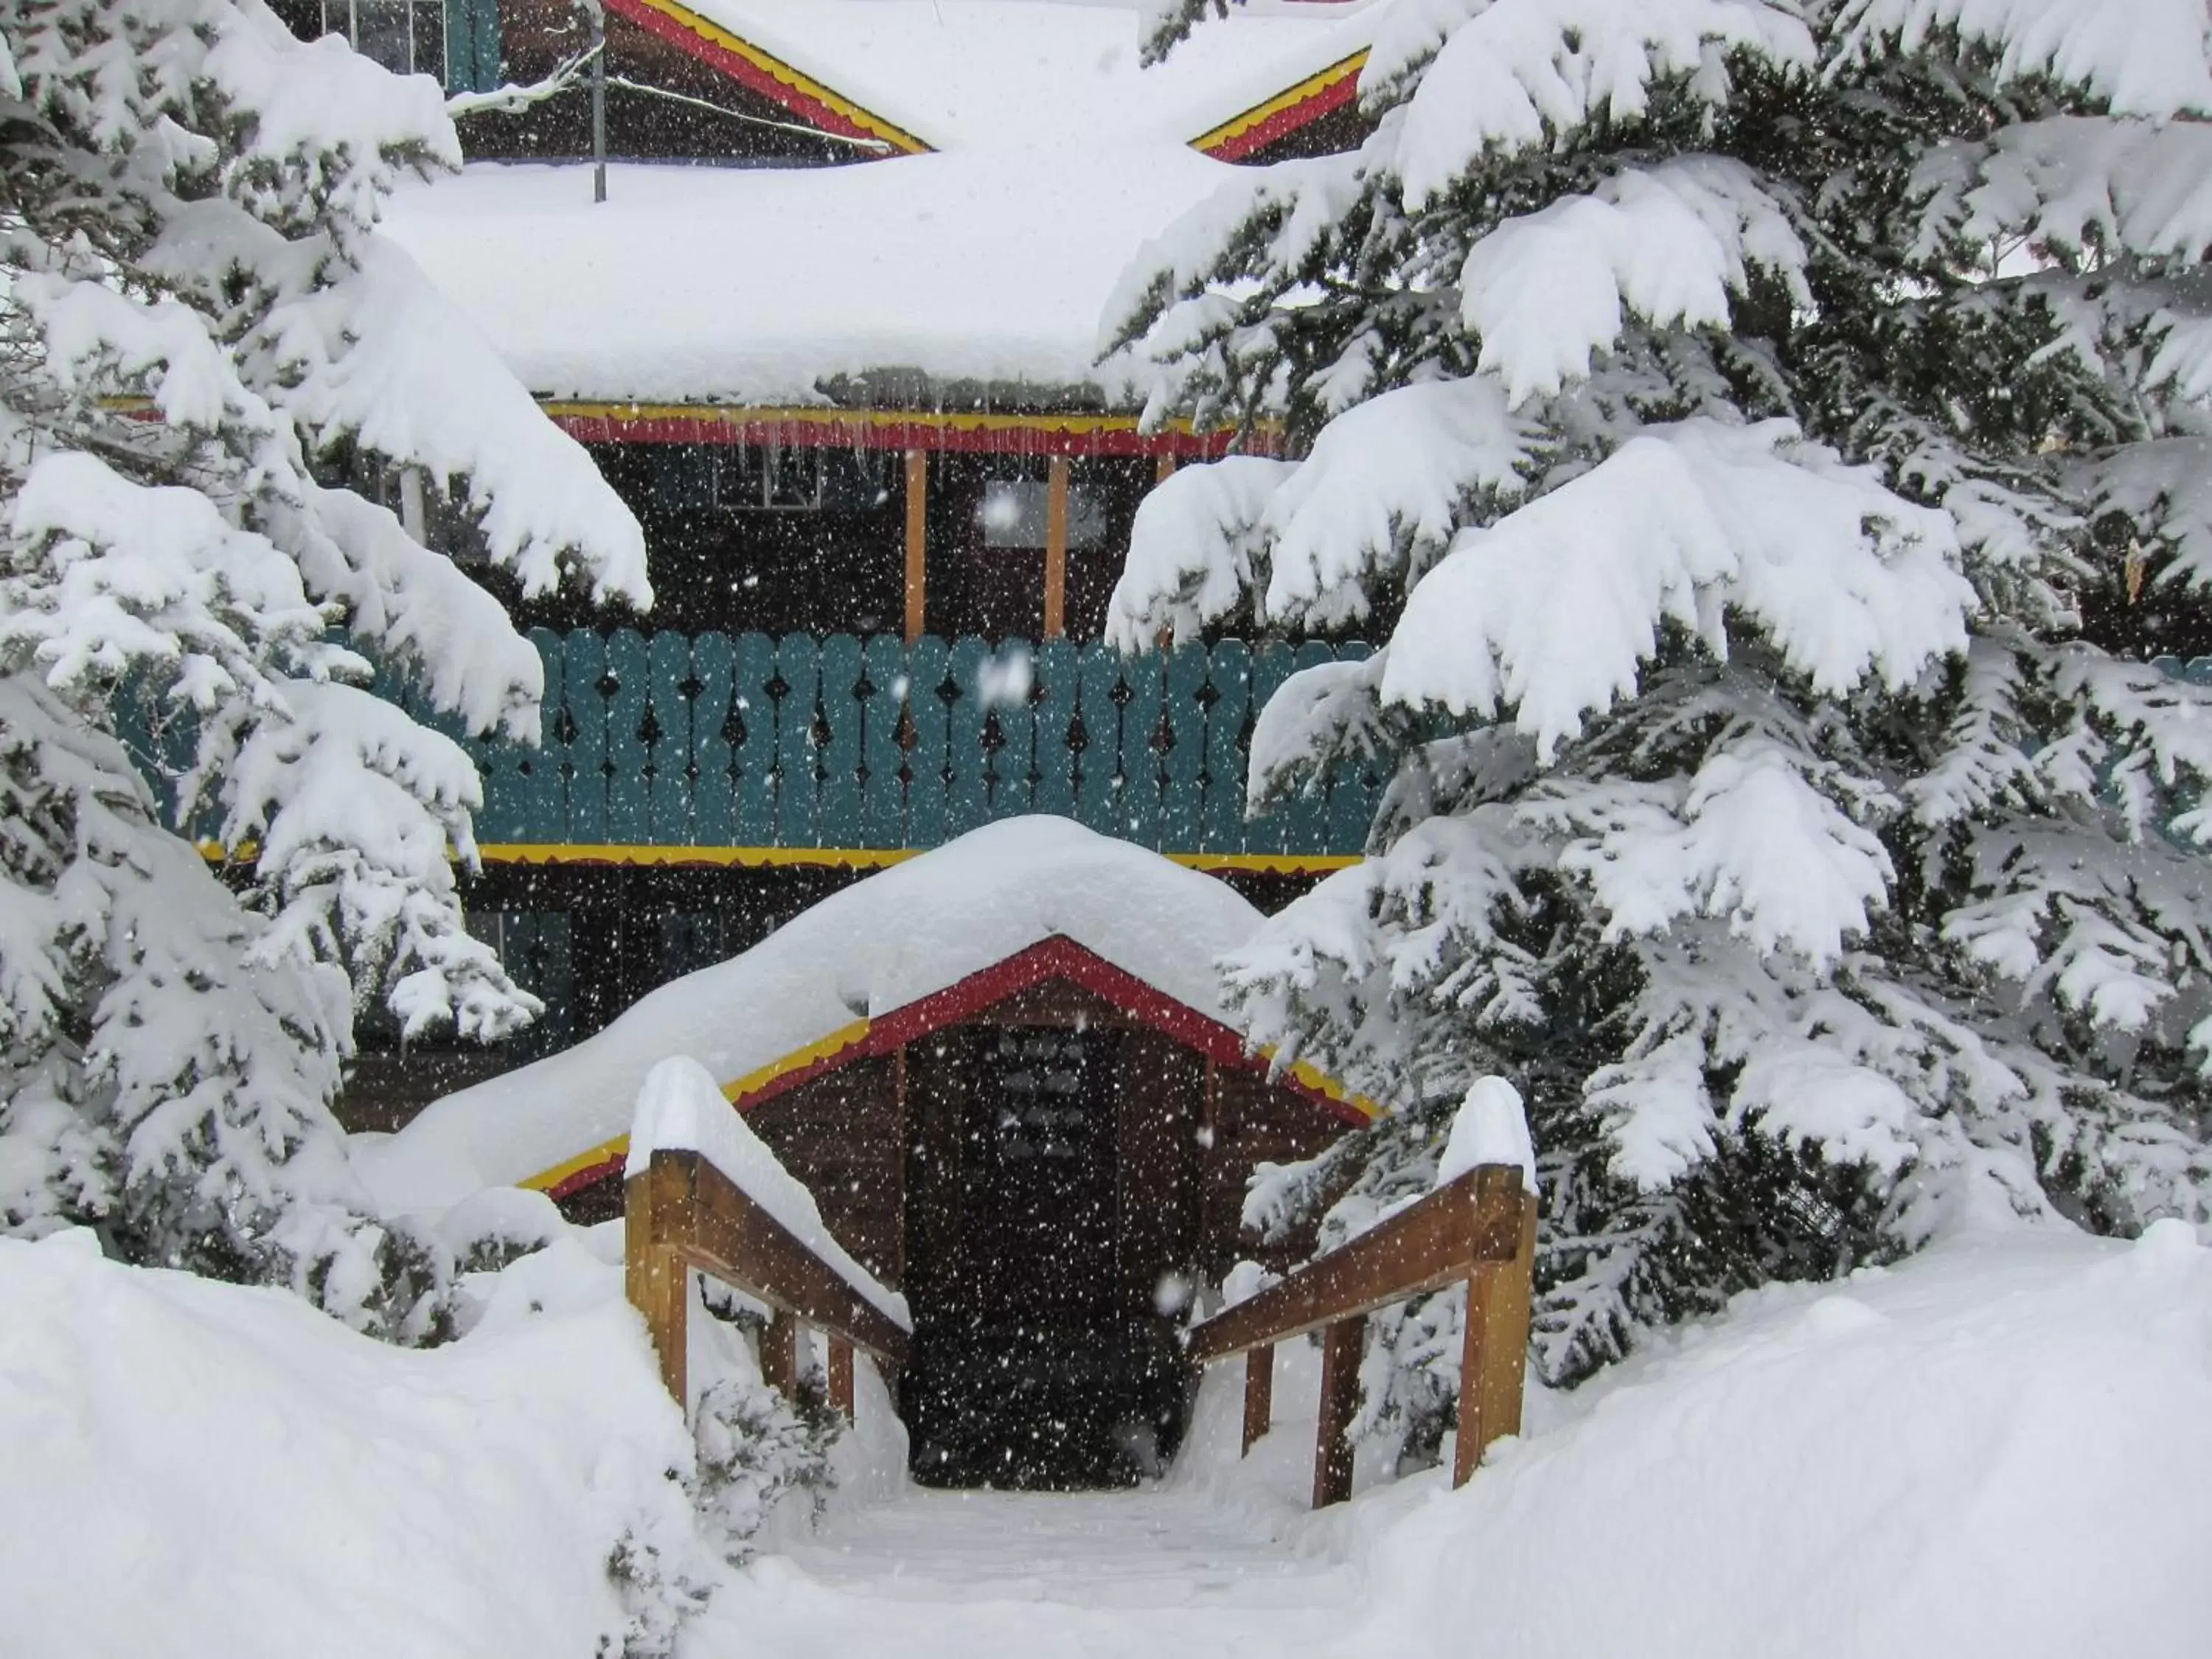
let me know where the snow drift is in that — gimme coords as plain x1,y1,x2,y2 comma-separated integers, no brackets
2,1221,2205,1655
0,1228,696,1659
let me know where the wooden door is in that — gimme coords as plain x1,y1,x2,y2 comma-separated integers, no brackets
952,1024,1121,1318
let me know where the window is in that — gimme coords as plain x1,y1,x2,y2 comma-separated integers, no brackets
978,479,1106,549
717,445,826,513
323,0,444,83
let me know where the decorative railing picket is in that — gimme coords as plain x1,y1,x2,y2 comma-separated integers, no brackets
448,630,1385,860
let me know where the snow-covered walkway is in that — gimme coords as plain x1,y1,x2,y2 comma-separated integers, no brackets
688,1480,1376,1658
779,1486,1339,1607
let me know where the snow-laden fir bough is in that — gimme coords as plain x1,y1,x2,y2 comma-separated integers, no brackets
0,0,647,1334
1115,0,2212,1452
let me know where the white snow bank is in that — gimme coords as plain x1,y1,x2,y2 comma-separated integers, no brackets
1348,1225,2212,1659
681,0,1382,153
1433,1076,1536,1193
0,1230,698,1659
379,149,1228,405
627,1056,911,1329
363,817,1267,1211
691,1227,2212,1658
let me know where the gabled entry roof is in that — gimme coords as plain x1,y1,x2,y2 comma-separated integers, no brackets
358,818,1376,1216
609,0,1382,157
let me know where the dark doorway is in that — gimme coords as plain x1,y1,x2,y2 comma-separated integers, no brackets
900,1024,1188,1489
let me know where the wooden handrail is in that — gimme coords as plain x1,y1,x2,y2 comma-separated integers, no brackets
1185,1162,1537,1507
625,1147,911,1421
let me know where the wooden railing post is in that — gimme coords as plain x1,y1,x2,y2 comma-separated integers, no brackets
1242,1343,1274,1455
1454,1165,1540,1487
1186,1161,1539,1510
903,451,929,644
1313,1314,1366,1508
828,1336,855,1417
762,1308,801,1397
625,1155,695,1409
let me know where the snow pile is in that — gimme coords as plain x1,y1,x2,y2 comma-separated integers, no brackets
678,1226,2212,1656
0,1229,700,1659
379,150,1229,405
1433,1077,1535,1192
1346,1225,2212,1659
364,817,1267,1211
627,1056,911,1329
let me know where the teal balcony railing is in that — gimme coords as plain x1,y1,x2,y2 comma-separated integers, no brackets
397,631,1384,863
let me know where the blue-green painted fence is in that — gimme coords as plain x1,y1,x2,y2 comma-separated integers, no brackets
419,631,1382,860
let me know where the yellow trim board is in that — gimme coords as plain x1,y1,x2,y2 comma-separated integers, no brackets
521,1133,630,1194
624,0,931,154
1192,50,1368,156
206,841,1360,874
205,840,1358,874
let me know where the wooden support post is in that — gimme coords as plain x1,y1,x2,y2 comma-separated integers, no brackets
1043,454,1070,639
761,1308,801,1397
1155,451,1178,484
903,448,928,644
1242,1343,1274,1455
1453,1167,1539,1488
625,1159,693,1410
828,1335,855,1417
1313,1313,1365,1508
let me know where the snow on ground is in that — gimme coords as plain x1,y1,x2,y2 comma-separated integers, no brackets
689,1224,2212,1658
0,1227,695,1659
3,1220,2207,1655
361,818,1268,1211
680,0,1382,153
377,147,1230,405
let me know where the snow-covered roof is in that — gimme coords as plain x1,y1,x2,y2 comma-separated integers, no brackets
358,818,1360,1214
383,1,1387,406
675,0,1382,154
379,146,1232,405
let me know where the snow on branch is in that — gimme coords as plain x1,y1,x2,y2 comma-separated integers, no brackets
1262,375,1545,618
1459,156,1811,405
1910,118,2212,268
1548,740,1896,967
2,451,322,706
1105,455,1293,648
1394,0,1816,206
274,240,650,608
220,680,534,1043
2071,439,2212,592
1832,0,2212,119
1380,419,1975,760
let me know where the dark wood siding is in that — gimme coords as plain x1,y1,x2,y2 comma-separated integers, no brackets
742,1055,904,1283
458,0,858,165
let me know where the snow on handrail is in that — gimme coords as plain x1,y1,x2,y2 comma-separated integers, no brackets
1186,1160,1537,1508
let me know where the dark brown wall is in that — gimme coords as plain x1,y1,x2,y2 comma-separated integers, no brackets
457,0,858,165
742,1054,905,1282
734,978,1354,1309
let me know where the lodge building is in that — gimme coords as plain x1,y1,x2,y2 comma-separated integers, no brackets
265,0,1394,1119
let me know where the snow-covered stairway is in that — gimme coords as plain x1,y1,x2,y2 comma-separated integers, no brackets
684,1483,1374,1658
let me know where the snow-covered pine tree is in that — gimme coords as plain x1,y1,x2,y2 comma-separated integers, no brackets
1111,0,2212,1416
0,0,648,1332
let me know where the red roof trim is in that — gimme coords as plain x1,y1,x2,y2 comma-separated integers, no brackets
602,0,927,153
1204,64,1363,162
728,935,1370,1127
545,409,1267,459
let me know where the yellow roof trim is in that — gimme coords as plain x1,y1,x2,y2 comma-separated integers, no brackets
718,1016,874,1106
521,1133,631,1194
1192,50,1368,157
625,0,931,155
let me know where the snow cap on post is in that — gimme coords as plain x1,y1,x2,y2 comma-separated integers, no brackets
625,1056,910,1329
1436,1077,1537,1196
